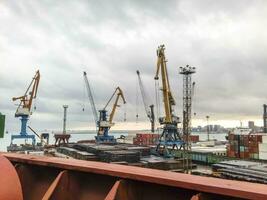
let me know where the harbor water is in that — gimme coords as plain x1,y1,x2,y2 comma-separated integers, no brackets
0,131,227,152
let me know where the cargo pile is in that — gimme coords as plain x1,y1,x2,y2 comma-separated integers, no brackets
55,143,150,163
227,133,267,160
57,146,97,161
99,150,140,163
212,160,267,184
133,133,160,146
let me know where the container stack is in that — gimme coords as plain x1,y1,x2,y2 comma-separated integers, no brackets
227,133,267,159
133,133,160,146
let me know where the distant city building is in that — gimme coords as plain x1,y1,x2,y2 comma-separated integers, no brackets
213,125,221,132
248,121,255,132
192,125,227,133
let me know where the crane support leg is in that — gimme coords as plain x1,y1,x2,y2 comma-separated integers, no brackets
95,110,116,144
11,115,36,145
156,124,184,157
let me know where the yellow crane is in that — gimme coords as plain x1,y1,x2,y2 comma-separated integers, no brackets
154,45,183,156
154,45,176,124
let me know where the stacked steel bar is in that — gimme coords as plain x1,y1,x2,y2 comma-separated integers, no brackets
99,150,140,163
213,160,267,184
56,143,151,163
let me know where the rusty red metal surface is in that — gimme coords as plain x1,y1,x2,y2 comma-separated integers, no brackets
0,155,23,200
1,153,267,200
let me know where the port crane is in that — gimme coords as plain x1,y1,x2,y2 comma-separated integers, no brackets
154,45,184,156
11,70,40,145
96,87,126,143
136,70,155,132
83,72,126,143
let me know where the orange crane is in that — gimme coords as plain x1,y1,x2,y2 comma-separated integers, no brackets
11,70,40,145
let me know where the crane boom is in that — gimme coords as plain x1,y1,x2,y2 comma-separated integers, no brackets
136,70,155,132
104,87,126,124
83,71,98,127
154,45,175,124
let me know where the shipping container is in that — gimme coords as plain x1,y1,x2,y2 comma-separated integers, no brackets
226,132,267,159
189,135,199,143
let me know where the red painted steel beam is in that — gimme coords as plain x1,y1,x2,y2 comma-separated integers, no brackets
104,180,121,200
42,170,67,200
2,153,267,199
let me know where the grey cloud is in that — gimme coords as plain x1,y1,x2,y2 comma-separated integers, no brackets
0,0,267,131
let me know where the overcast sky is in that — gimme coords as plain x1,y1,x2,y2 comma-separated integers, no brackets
0,0,267,132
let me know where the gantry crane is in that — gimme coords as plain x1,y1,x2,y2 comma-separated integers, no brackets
136,70,155,132
154,45,184,156
11,70,40,145
83,72,126,143
96,87,126,143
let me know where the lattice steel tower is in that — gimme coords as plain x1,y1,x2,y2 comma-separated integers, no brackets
179,65,196,173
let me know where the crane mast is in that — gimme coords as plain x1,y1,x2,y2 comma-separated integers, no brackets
11,70,40,145
136,70,155,132
83,71,98,128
